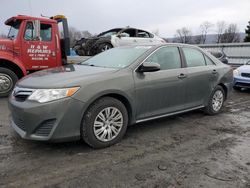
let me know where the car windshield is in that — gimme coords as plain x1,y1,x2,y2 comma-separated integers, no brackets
8,20,22,39
81,46,151,69
98,29,121,37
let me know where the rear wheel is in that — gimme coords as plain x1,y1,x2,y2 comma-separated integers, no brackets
81,97,128,148
204,85,225,115
0,68,18,97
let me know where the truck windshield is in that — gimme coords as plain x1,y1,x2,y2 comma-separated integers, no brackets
8,20,22,39
81,46,152,69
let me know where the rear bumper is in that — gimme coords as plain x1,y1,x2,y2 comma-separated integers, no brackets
9,97,85,142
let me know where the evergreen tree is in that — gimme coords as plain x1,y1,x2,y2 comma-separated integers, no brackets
244,21,250,42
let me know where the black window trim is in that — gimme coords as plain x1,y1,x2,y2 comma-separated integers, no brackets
180,46,215,68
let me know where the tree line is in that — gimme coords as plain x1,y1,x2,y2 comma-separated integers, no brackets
173,21,250,44
1,21,250,45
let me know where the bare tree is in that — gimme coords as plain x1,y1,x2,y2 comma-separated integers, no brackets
199,21,213,44
68,27,92,47
220,24,240,43
81,31,92,38
194,35,203,44
175,27,192,43
244,21,250,42
216,21,226,43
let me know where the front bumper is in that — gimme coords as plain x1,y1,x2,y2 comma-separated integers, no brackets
234,76,250,88
9,97,85,142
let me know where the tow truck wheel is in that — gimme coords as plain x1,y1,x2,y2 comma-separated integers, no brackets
0,68,18,97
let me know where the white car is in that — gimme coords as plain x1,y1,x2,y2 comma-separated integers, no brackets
73,27,166,56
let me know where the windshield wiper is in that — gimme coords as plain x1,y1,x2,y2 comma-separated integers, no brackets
81,63,99,67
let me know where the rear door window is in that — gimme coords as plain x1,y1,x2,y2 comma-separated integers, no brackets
183,48,206,67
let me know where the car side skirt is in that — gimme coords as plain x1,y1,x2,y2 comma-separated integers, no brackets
136,105,205,123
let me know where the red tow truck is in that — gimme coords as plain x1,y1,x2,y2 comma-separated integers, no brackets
0,15,76,97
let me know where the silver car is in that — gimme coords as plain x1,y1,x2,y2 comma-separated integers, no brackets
9,44,233,148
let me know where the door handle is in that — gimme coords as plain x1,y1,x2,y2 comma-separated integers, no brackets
178,73,187,79
212,69,217,74
133,39,137,42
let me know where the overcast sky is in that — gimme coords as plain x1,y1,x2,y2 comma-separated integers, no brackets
0,0,249,37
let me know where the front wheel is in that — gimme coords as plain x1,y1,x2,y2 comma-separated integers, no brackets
81,97,128,148
73,45,85,56
97,43,113,54
0,68,18,97
204,85,225,115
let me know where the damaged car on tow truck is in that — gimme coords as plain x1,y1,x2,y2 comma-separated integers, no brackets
73,27,166,56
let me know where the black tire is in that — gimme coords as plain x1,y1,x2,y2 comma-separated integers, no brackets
97,42,113,54
0,68,18,98
204,85,225,115
233,86,242,91
81,97,128,149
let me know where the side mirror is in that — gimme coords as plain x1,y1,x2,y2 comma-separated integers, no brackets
33,20,41,41
138,62,160,72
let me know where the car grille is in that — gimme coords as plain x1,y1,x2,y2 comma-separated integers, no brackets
13,87,34,102
13,114,26,131
34,119,56,137
241,73,250,78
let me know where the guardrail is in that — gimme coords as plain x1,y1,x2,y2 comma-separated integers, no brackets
199,42,250,66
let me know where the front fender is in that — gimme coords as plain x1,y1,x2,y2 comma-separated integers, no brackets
74,89,136,124
0,53,27,76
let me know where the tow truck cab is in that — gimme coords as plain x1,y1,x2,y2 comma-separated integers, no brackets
0,15,70,97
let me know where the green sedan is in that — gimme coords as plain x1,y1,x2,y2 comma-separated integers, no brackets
9,44,233,148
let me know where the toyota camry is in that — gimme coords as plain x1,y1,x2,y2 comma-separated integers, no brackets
9,44,233,148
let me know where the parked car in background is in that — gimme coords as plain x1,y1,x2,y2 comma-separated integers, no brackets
73,27,166,56
209,51,229,64
233,60,250,90
9,44,233,148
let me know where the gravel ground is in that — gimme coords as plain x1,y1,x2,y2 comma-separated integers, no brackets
0,90,250,188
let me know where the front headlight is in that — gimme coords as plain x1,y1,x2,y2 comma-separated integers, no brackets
28,87,80,103
233,69,240,76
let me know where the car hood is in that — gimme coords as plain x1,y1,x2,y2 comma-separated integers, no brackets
237,65,250,73
17,64,118,89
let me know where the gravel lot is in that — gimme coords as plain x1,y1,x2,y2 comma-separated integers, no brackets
0,90,250,188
